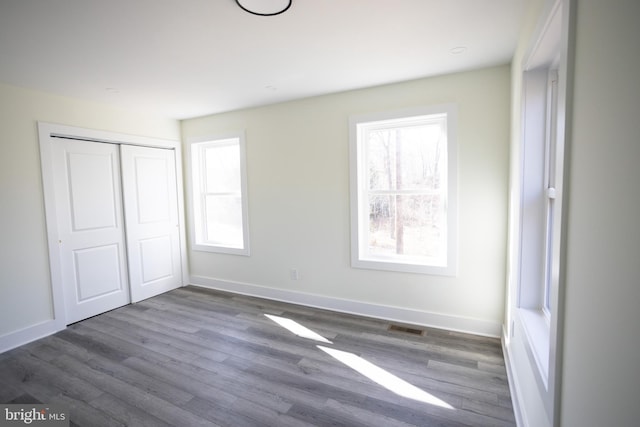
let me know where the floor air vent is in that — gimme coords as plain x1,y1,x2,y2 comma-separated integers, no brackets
388,324,424,336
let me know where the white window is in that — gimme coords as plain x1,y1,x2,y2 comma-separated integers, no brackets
519,62,563,320
511,0,568,408
542,68,560,316
349,105,457,275
188,133,250,255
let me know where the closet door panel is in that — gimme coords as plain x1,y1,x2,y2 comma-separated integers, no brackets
52,140,130,323
121,145,182,302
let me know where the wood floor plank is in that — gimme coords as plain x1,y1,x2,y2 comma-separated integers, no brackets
96,312,230,362
0,350,103,403
358,331,506,366
193,327,313,365
461,397,517,423
82,354,194,405
51,393,125,427
50,354,213,427
55,329,131,363
182,396,258,427
286,401,372,427
0,286,516,426
0,380,23,403
323,398,419,427
74,317,210,363
121,356,238,407
0,358,64,405
88,393,174,427
136,352,298,415
186,355,328,409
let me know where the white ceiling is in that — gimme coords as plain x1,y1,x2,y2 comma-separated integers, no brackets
0,0,526,120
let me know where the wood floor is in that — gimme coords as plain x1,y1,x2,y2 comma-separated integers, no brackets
0,286,515,426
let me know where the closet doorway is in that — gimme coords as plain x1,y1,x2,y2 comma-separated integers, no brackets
39,123,187,325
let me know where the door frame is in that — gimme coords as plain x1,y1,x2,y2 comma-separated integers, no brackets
38,122,189,329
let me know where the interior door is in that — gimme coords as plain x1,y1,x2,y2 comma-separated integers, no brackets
120,145,182,302
53,139,130,324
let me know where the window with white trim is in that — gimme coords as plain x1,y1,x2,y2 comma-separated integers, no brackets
189,133,250,255
512,1,568,408
349,106,457,275
519,60,562,321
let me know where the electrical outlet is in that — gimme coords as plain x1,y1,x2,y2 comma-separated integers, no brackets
290,269,300,280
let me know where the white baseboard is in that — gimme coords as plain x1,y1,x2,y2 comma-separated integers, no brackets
189,275,502,337
0,277,501,354
503,328,526,427
0,319,63,354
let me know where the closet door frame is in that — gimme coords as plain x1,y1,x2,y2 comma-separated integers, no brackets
38,122,188,330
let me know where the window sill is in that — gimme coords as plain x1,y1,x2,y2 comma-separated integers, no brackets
192,243,250,256
352,257,456,276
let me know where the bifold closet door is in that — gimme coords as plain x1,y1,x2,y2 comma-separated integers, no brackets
120,145,181,303
53,139,131,324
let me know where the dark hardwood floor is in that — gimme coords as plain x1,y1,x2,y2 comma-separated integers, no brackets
0,286,515,426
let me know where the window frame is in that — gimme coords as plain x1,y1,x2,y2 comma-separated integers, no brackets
349,105,458,276
507,0,572,421
187,132,250,256
542,66,560,319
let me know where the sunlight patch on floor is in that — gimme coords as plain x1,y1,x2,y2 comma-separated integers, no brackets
264,314,333,344
317,345,454,409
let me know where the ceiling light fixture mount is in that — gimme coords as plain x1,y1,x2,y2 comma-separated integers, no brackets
236,0,292,16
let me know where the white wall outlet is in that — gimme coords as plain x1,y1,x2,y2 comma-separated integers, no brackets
290,268,300,280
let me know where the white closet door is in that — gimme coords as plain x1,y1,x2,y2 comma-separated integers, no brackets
53,139,130,324
120,145,182,302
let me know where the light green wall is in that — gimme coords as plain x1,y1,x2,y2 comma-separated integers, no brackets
560,1,640,425
0,83,179,337
182,65,511,333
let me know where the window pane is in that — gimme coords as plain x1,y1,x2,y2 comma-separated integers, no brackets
205,195,243,247
204,143,241,193
367,124,446,192
368,194,446,260
367,131,393,191
398,125,446,191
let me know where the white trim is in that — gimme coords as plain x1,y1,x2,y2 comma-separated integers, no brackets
504,1,574,425
39,122,181,150
348,104,458,277
523,0,563,71
37,121,189,330
38,124,69,331
186,132,251,256
503,328,527,427
519,309,550,389
190,275,502,337
0,320,62,354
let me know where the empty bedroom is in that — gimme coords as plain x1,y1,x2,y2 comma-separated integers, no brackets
1,1,638,426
